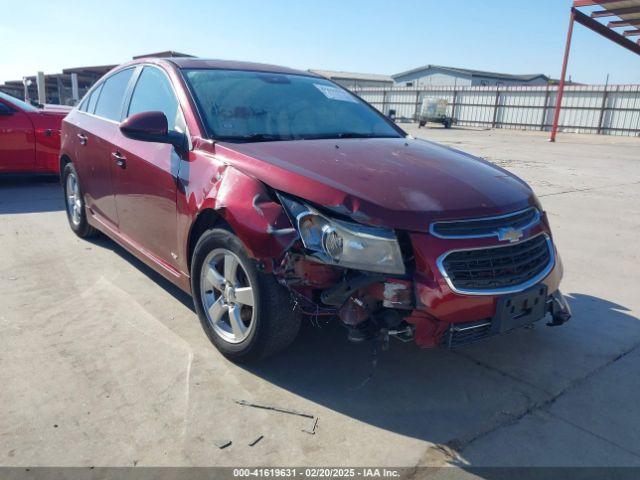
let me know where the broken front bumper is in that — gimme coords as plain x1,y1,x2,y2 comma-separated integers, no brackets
282,223,570,349
441,289,572,348
403,228,569,348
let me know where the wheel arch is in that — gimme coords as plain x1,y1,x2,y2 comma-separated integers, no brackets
186,208,231,273
59,154,72,180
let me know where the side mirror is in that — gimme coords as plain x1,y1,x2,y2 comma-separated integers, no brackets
0,103,14,116
119,111,186,150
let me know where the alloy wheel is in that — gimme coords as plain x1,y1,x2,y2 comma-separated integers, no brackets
66,172,82,226
200,248,256,344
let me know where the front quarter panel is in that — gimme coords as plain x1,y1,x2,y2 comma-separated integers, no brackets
179,145,297,273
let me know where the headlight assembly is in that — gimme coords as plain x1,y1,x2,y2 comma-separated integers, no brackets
278,193,406,275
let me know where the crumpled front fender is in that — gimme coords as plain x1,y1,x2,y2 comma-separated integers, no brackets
201,165,298,263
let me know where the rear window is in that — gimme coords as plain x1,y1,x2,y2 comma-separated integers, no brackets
94,69,134,121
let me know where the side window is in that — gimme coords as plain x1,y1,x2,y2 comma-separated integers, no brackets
86,83,103,114
94,69,134,121
77,95,88,112
127,67,181,131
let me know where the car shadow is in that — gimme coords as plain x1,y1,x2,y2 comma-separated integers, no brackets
0,175,63,214
236,292,640,449
84,233,194,310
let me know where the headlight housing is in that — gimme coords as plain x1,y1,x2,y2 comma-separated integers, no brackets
278,194,406,275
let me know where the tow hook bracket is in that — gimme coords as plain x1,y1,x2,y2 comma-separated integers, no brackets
547,290,572,327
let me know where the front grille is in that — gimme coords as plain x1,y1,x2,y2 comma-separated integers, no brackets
440,234,552,292
431,207,539,238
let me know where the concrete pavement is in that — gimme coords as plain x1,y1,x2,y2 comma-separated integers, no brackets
1,127,639,470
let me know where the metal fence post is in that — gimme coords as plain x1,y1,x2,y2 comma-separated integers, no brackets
451,89,458,122
492,88,500,128
414,90,420,121
596,85,609,135
382,90,387,116
550,8,576,142
541,85,550,131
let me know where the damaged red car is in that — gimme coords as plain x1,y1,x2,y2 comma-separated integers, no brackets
60,58,571,362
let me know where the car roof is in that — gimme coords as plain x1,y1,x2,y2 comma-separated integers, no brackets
160,57,318,77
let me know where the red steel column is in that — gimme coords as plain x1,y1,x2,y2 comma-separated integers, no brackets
550,9,576,142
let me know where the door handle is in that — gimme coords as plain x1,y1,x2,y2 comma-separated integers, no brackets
112,151,127,168
77,133,87,145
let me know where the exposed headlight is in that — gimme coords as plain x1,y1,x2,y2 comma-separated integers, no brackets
278,194,406,275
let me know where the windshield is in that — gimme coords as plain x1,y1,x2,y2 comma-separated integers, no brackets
0,91,39,112
183,69,402,142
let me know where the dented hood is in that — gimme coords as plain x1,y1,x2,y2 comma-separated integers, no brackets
218,137,537,232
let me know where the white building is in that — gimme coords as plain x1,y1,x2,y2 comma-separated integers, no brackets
392,65,550,87
309,69,394,89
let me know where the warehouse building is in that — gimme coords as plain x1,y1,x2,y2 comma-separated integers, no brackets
392,65,550,87
0,51,193,106
2,55,553,106
308,69,394,88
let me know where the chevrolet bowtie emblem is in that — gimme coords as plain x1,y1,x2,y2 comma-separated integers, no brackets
498,227,523,243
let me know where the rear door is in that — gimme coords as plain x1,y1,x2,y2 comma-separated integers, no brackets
0,98,35,172
110,65,186,269
74,68,135,228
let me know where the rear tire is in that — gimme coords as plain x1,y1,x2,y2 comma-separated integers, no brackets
62,162,97,238
191,228,300,362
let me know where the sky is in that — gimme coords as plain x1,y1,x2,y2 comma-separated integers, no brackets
1,0,639,85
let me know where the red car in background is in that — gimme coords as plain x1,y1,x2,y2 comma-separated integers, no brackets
0,91,70,174
60,58,571,362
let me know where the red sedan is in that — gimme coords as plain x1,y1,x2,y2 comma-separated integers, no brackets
59,58,571,362
0,91,70,174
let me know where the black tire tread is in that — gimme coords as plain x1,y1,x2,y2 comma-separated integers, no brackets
62,162,98,239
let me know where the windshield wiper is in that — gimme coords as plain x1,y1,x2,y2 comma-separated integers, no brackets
310,132,399,139
336,132,380,139
236,133,286,142
219,132,399,142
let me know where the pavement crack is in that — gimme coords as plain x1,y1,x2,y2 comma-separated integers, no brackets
453,349,553,397
442,338,640,459
539,180,640,198
544,410,640,460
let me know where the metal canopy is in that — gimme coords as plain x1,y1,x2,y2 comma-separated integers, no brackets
549,0,640,141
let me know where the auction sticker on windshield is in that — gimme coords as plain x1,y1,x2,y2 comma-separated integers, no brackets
314,84,358,103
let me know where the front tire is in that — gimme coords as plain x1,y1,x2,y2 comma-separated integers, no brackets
62,162,97,238
191,229,300,362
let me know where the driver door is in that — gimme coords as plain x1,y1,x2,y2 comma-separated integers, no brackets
110,65,186,270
